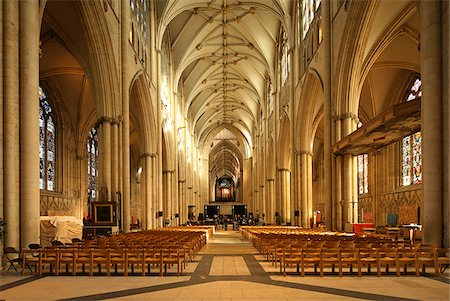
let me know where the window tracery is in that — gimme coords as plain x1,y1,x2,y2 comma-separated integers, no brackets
87,127,99,204
401,77,422,186
39,86,56,191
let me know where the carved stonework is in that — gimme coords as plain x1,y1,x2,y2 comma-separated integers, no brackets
40,194,82,218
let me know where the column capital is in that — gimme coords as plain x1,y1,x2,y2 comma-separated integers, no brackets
277,168,290,172
96,116,115,126
178,180,186,183
163,169,175,174
267,178,275,182
332,111,359,123
295,150,313,156
141,152,157,158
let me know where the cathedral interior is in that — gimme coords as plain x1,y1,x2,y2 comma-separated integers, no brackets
0,0,449,299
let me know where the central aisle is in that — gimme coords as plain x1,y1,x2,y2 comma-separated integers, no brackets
199,230,257,255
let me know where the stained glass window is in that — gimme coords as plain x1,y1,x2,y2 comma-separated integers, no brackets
401,77,422,186
357,154,369,194
87,127,99,204
131,0,149,40
39,86,56,191
302,0,321,38
356,122,368,194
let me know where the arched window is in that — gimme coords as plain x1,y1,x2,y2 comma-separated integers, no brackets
87,127,99,206
131,0,149,40
39,86,56,191
401,77,422,186
356,122,368,194
302,0,321,38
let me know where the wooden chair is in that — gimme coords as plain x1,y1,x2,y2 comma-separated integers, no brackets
73,249,91,275
320,248,340,276
358,248,378,276
56,249,75,275
109,249,126,275
435,248,450,275
38,249,58,276
161,247,183,276
377,247,399,276
416,246,437,276
301,247,321,276
339,248,359,277
125,249,144,276
397,247,417,276
89,249,108,276
282,247,302,276
21,249,40,275
143,248,162,276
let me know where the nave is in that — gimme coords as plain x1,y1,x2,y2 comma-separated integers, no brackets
1,230,449,301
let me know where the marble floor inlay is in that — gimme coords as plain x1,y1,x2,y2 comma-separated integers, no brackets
209,256,251,276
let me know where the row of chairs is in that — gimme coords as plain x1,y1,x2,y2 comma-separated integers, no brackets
278,246,450,277
5,228,207,276
21,247,186,276
241,226,449,277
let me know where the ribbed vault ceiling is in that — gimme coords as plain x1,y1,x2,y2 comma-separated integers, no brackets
157,0,292,181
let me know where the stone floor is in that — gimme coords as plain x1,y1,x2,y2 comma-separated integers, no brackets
1,230,449,301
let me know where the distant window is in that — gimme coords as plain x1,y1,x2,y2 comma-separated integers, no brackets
131,0,149,40
356,122,368,194
302,0,321,38
357,154,369,195
39,86,56,191
87,127,99,203
401,77,422,186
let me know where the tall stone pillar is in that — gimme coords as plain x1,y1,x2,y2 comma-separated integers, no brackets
178,180,185,224
267,179,275,224
341,115,357,227
421,1,444,246
20,0,40,247
298,152,313,228
163,170,175,223
278,168,291,224
334,155,343,230
121,0,131,232
111,120,119,196
3,0,20,248
442,1,449,248
101,119,112,200
322,0,333,230
143,153,154,229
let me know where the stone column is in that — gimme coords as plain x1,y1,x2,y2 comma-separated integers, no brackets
111,120,119,196
121,0,131,232
334,155,343,230
3,0,20,248
293,152,301,226
300,154,308,227
0,0,3,239
333,117,343,230
341,115,357,227
278,168,291,224
267,179,275,224
178,180,185,224
143,153,155,229
163,170,175,223
20,0,40,247
442,1,449,248
322,0,333,231
260,185,265,221
101,118,112,200
421,1,444,246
